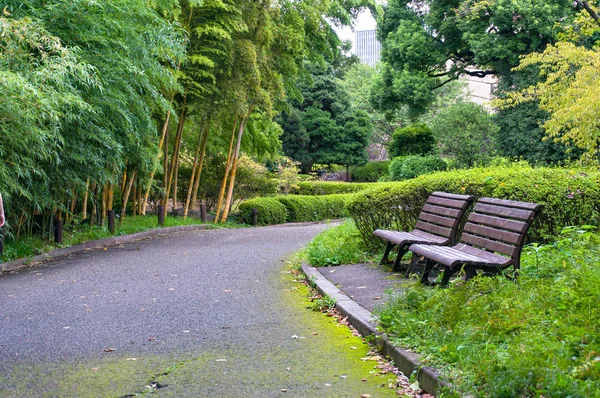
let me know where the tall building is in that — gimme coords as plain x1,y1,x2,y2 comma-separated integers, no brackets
355,29,381,67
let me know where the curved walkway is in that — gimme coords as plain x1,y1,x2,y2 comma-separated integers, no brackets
0,224,399,397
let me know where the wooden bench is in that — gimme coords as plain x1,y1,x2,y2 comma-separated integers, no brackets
409,197,542,285
373,192,475,272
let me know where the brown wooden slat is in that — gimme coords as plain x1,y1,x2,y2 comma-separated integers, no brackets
457,244,512,266
463,223,521,245
415,220,452,238
410,229,450,244
431,192,475,202
418,212,457,228
427,196,467,209
421,204,461,218
474,203,535,221
478,197,541,211
461,233,518,257
468,213,527,233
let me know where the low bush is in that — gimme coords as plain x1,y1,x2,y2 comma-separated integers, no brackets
349,161,390,182
389,155,447,181
348,165,600,245
238,197,287,225
388,122,435,158
239,194,355,225
294,181,376,195
376,227,600,397
277,194,352,222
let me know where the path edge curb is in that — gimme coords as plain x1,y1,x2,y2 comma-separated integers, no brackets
301,263,452,396
1,224,213,274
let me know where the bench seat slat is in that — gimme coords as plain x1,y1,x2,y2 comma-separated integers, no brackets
468,213,527,233
373,229,449,246
478,197,542,211
474,203,536,221
428,196,470,209
415,220,452,238
422,204,461,218
410,243,510,268
463,223,522,245
431,192,475,201
460,232,518,257
418,212,457,228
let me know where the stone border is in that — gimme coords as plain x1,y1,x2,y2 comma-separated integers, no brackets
1,224,213,274
302,264,452,396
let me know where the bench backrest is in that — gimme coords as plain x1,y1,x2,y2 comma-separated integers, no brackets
414,192,475,244
460,197,542,268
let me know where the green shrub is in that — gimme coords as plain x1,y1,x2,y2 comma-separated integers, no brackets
389,122,435,158
277,194,352,222
347,165,600,245
349,161,390,182
389,155,447,181
238,197,287,225
376,228,600,396
294,181,376,195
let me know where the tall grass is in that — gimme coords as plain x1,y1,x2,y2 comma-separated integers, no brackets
376,226,600,397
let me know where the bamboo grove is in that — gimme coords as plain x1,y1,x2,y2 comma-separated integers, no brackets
0,0,375,238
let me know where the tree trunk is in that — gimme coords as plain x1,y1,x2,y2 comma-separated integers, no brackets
137,175,142,215
183,123,205,218
161,118,170,210
142,111,171,215
131,181,137,217
215,117,239,222
191,124,210,210
219,105,253,223
120,170,136,225
107,182,114,211
90,182,97,226
100,184,108,227
82,179,89,222
165,99,187,212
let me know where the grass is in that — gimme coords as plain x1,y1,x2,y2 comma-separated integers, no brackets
375,226,600,397
302,220,600,396
0,215,222,263
304,219,378,266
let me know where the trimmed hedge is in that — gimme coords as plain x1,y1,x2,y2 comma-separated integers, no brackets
238,197,287,225
349,161,390,182
294,181,376,195
239,194,354,225
389,155,447,181
348,166,600,245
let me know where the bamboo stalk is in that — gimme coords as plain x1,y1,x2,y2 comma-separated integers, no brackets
165,102,187,211
183,124,205,218
120,170,136,225
143,111,171,215
191,123,210,213
214,117,238,222
220,104,253,222
82,179,89,221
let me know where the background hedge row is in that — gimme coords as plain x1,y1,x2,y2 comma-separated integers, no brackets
348,165,600,245
239,194,354,225
293,181,376,195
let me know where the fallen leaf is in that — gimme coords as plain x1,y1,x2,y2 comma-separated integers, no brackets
357,286,367,289
361,356,382,362
223,290,231,293
312,332,318,335
127,358,137,361
324,383,332,387
291,335,298,339
360,394,371,398
285,367,291,371
280,389,287,392
216,359,227,362
168,288,175,291
350,346,357,350
361,378,367,382
183,330,190,333
103,348,115,353
148,337,156,341
373,296,381,300
92,368,100,371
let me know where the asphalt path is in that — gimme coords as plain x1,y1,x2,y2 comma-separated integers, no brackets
0,224,399,397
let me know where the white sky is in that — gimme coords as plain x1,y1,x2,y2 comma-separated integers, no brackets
333,10,377,52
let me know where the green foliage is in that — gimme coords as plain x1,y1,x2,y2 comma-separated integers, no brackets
277,194,352,222
389,155,447,181
309,294,337,312
295,182,376,195
305,219,375,267
238,197,288,226
238,193,354,225
347,165,600,245
349,161,390,182
376,228,600,396
389,123,435,158
232,155,278,201
430,102,499,168
373,0,579,115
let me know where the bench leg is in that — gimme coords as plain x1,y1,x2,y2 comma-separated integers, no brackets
440,265,458,286
464,265,477,281
405,253,420,277
380,242,394,265
419,258,436,285
392,247,408,271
